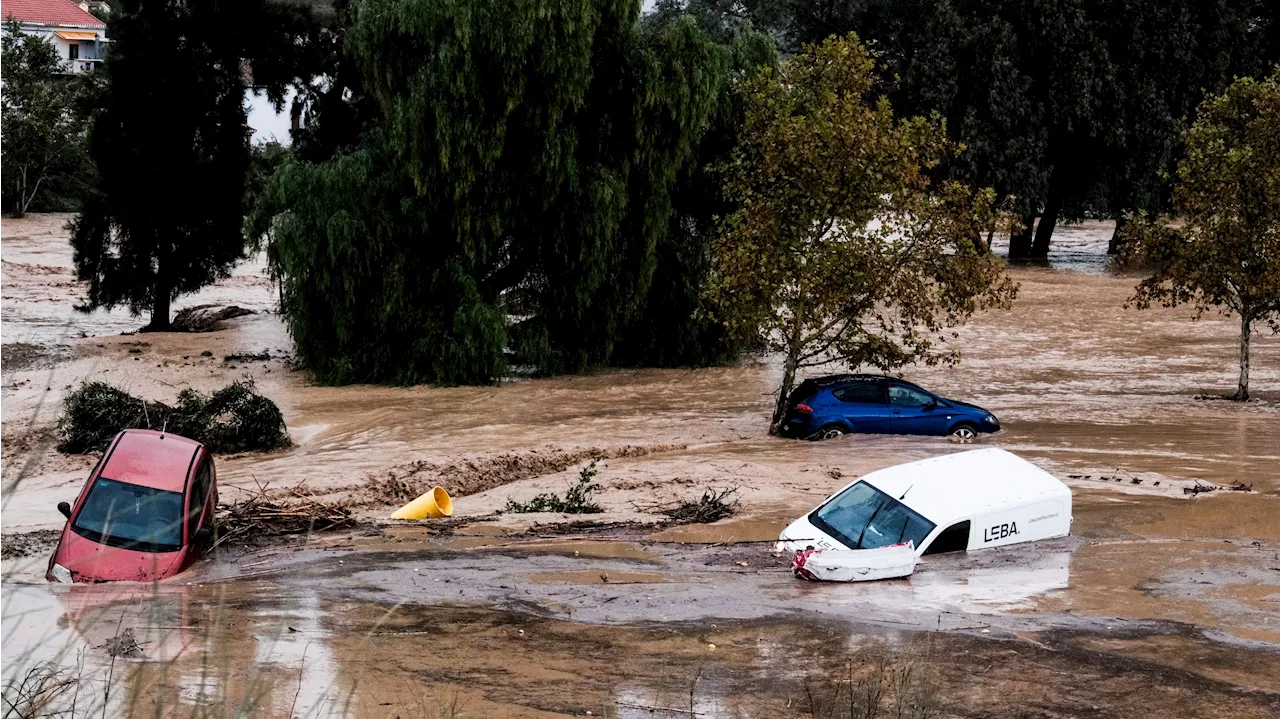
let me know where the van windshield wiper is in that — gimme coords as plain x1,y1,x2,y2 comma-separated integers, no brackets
854,500,886,549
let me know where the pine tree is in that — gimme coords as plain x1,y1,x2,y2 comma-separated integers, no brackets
71,0,311,330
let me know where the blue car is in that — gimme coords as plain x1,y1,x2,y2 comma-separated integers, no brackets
778,374,1000,440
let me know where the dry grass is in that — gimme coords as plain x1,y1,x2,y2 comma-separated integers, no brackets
798,646,941,719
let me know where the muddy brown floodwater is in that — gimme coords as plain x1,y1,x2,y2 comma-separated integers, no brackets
3,214,1278,717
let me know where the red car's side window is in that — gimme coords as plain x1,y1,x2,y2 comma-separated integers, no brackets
186,460,213,541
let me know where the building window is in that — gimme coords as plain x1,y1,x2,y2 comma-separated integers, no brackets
68,43,79,60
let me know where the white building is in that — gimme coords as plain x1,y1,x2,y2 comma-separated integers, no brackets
3,0,107,73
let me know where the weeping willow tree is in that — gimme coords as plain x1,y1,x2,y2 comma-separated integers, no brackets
614,24,777,366
251,0,726,382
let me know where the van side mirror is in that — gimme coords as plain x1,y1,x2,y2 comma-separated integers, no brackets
57,502,71,519
192,527,212,545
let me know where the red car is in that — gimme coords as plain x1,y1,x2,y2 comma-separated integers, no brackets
47,429,218,583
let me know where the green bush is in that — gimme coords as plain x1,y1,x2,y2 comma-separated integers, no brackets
505,459,603,514
56,380,290,454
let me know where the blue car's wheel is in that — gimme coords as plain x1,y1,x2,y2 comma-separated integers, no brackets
949,422,979,440
814,424,848,441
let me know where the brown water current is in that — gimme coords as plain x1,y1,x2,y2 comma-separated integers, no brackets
3,215,1278,716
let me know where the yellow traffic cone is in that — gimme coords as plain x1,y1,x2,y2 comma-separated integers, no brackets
390,486,453,519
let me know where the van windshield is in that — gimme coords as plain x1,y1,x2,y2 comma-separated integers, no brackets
71,477,185,553
810,481,936,550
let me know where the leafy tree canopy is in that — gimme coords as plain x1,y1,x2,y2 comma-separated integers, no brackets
252,0,728,383
706,34,1017,429
781,0,1280,258
1121,71,1280,401
1,23,91,216
70,0,314,329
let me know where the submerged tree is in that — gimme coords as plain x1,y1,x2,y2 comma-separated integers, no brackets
71,0,312,330
615,15,777,366
253,0,727,383
1121,72,1280,401
783,0,1280,259
1,23,90,216
706,35,1017,430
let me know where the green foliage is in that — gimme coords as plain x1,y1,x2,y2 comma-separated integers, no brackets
1121,71,1280,401
783,0,1280,258
70,1,314,329
505,459,603,514
1,23,91,216
253,0,730,382
707,34,1017,428
614,21,778,366
248,137,508,385
56,380,291,454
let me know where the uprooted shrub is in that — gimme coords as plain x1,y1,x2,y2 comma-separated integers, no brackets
645,487,741,524
56,380,290,454
505,459,603,514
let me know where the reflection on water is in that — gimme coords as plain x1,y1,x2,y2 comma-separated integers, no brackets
787,550,1071,617
0,576,351,718
990,220,1117,274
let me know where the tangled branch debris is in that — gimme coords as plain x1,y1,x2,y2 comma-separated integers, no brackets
223,351,271,363
506,460,603,514
56,380,290,454
641,487,741,524
101,629,144,659
215,482,355,547
363,443,683,506
1183,480,1253,496
170,304,255,332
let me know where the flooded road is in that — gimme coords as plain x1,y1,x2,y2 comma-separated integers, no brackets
3,214,1278,716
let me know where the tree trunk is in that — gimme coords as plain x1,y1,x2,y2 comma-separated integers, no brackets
771,355,798,435
1008,213,1035,259
147,252,172,331
771,298,808,435
149,287,172,331
1030,187,1061,258
1106,214,1127,255
1233,312,1251,401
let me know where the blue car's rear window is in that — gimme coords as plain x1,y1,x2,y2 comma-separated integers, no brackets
72,477,184,553
833,384,886,403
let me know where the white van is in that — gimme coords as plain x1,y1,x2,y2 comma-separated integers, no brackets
778,448,1072,557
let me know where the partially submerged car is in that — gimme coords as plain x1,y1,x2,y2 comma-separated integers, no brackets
48,429,217,583
778,374,1000,440
778,448,1071,567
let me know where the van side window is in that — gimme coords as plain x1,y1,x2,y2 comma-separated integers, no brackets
186,461,212,539
923,520,970,555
